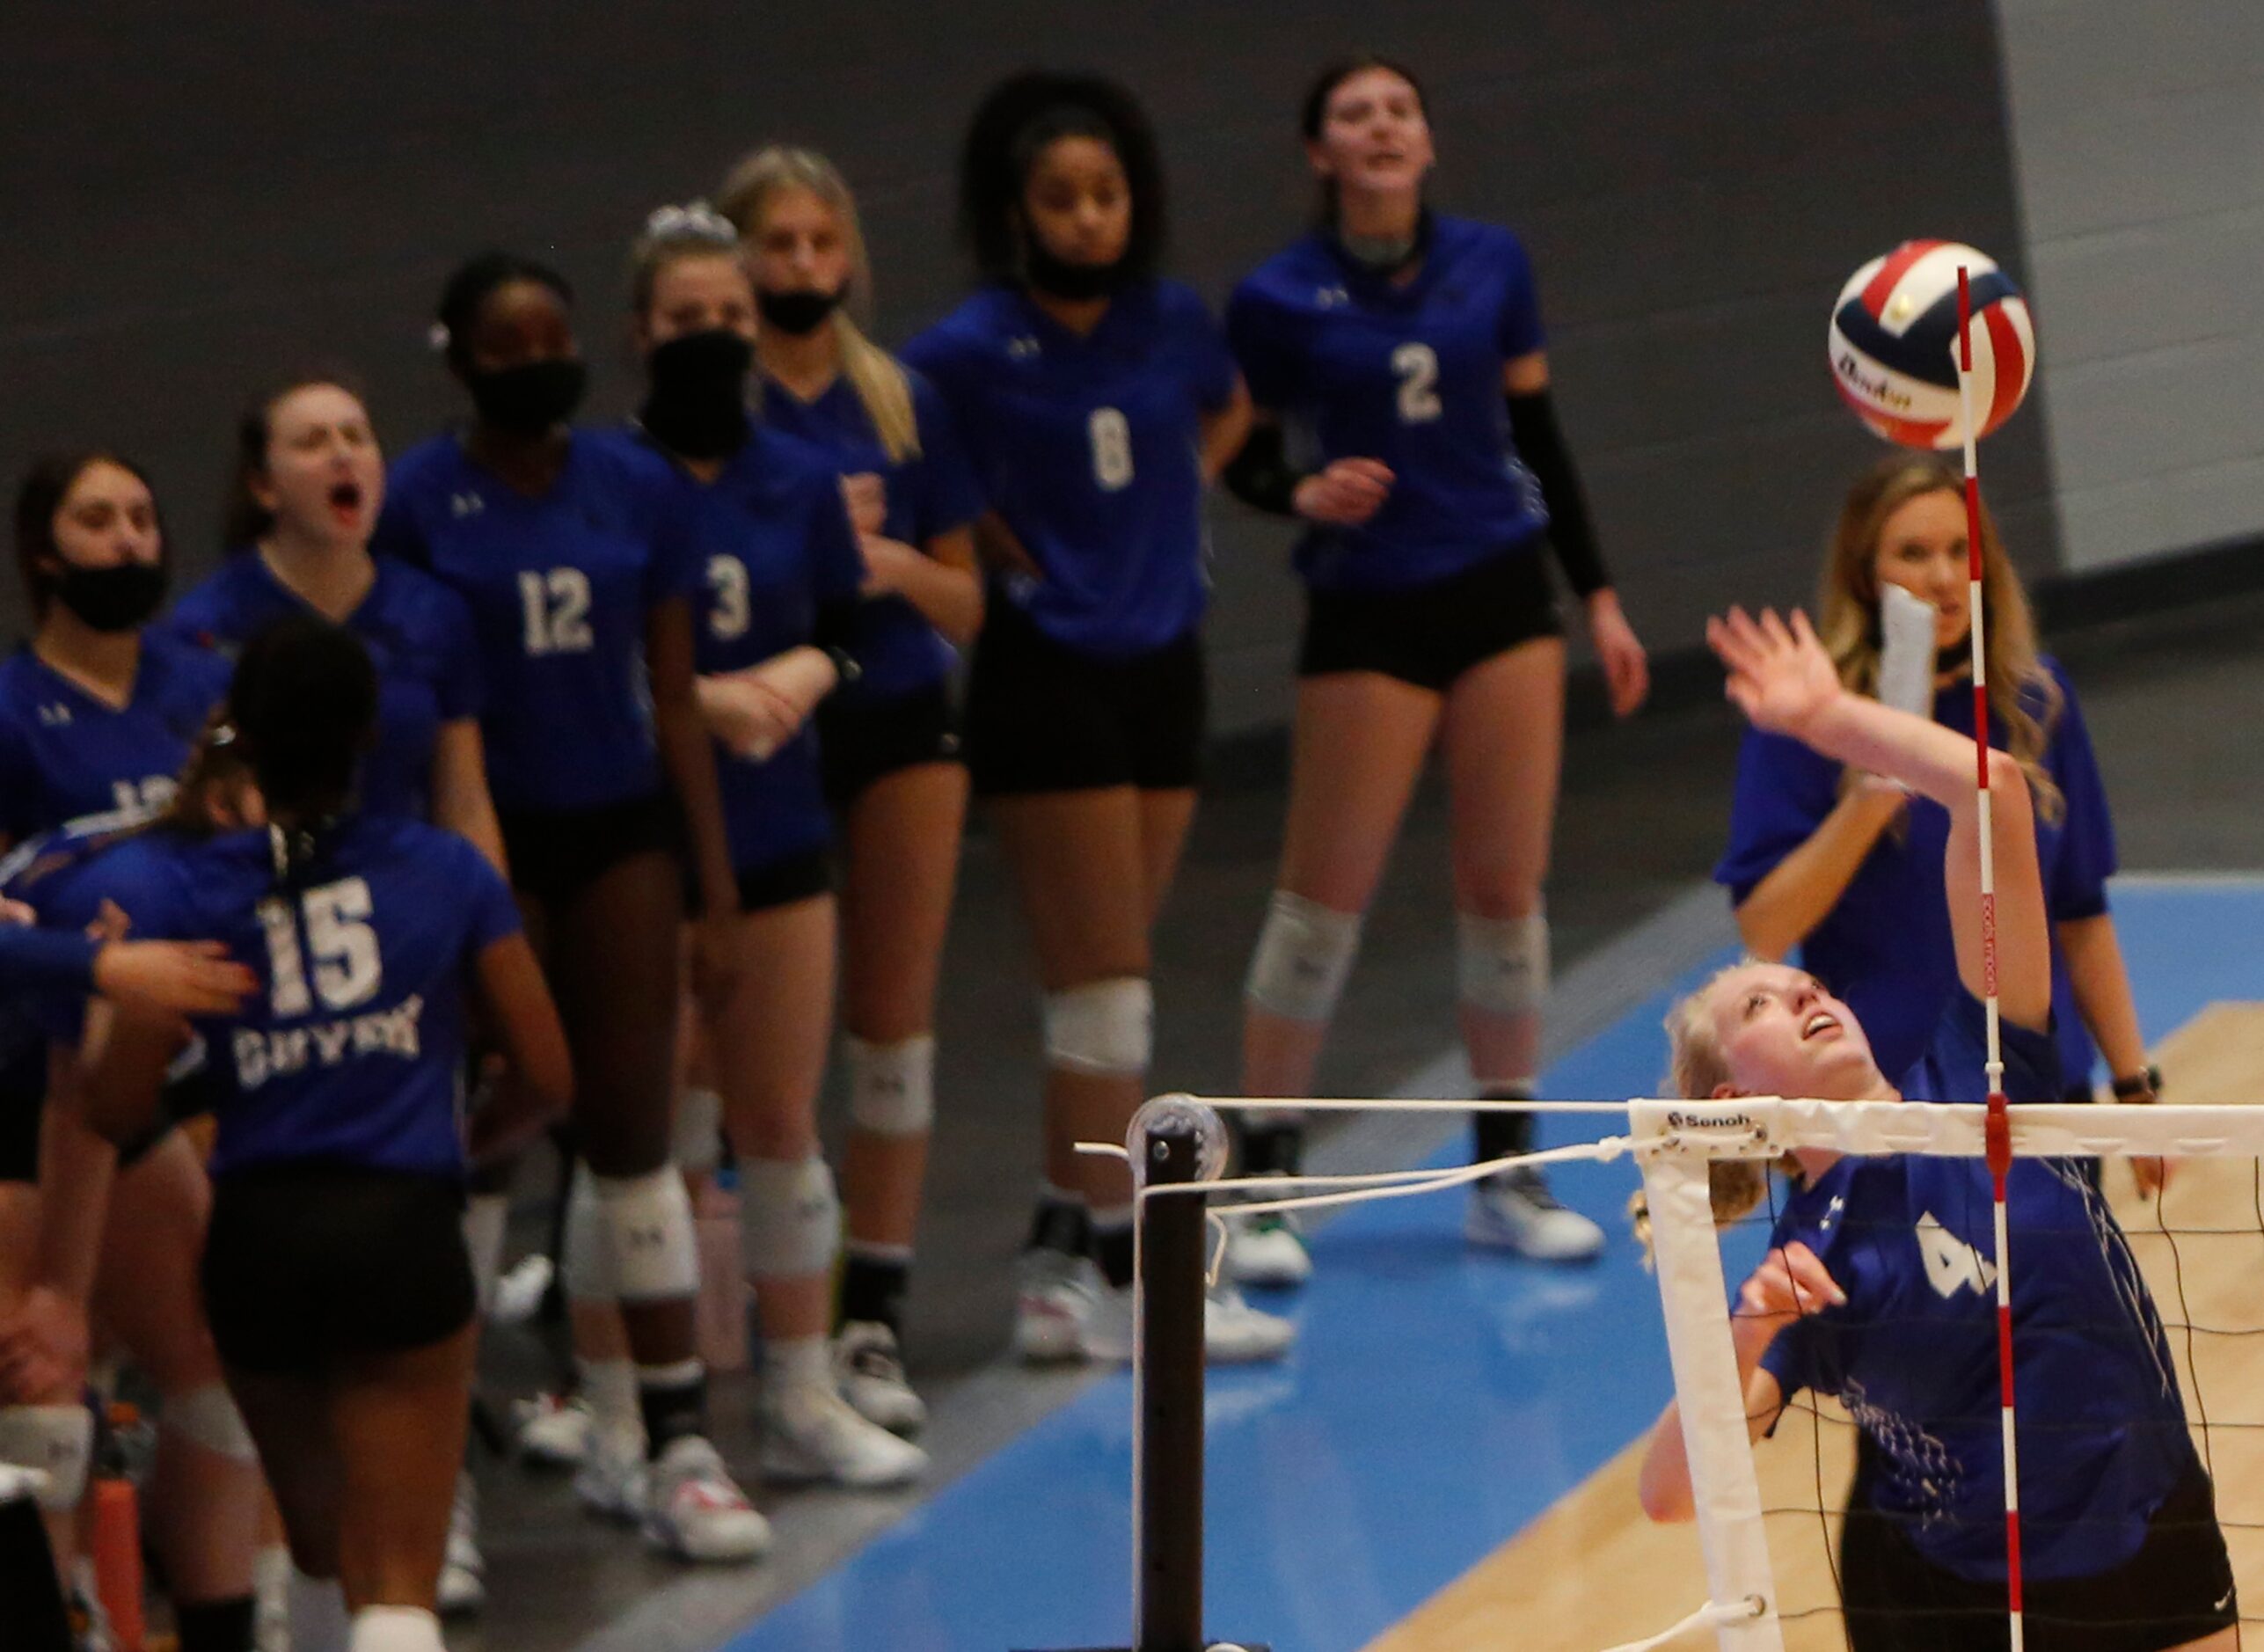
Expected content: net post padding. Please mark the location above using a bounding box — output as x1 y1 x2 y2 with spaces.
1632 1100 1786 1652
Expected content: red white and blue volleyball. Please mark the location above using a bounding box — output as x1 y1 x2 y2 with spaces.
1828 239 2036 450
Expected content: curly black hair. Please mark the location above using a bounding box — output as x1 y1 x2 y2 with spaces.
957 70 1167 285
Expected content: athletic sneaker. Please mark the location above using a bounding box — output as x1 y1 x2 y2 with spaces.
1013 1246 1100 1362
1082 1280 1295 1365
512 1391 593 1467
1223 1210 1313 1289
758 1379 929 1488
835 1320 926 1436
573 1422 649 1523
642 1436 770 1562
436 1471 485 1615
490 1254 554 1325
1465 1166 1606 1261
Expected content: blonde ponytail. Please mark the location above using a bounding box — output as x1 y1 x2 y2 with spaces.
719 145 922 463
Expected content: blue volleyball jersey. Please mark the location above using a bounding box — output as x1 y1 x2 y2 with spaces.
91 815 522 1180
0 635 230 839
163 555 483 823
373 432 699 814
0 813 148 1085
758 367 982 701
653 425 865 874
1228 215 1552 593
1714 659 2116 1086
1758 999 2189 1583
902 280 1236 658
3 815 191 1049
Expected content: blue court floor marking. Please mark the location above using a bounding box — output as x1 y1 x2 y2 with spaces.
717 880 2260 1652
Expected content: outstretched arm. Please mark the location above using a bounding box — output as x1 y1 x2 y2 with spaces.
1707 607 2050 1030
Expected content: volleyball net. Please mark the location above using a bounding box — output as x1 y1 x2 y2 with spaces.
1060 1090 2264 1652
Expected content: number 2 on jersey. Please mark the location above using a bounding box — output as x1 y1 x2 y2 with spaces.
260 878 382 1016
1392 342 1442 424
1089 407 1135 491
519 567 595 655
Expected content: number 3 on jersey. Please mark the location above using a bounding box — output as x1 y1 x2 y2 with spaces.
1392 342 1442 424
520 567 594 655
705 554 750 640
260 878 381 1016
1089 407 1135 492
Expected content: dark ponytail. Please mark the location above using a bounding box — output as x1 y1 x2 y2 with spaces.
225 614 378 877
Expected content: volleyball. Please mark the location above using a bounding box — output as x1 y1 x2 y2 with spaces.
1827 239 2036 450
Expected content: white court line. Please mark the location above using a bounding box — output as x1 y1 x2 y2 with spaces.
2110 870 2264 890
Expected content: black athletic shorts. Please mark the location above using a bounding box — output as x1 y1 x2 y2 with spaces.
733 847 833 914
500 791 681 905
0 1037 41 1184
0 1036 209 1185
965 600 1205 797
1300 543 1563 693
1838 1451 2236 1652
819 683 963 808
202 1162 475 1375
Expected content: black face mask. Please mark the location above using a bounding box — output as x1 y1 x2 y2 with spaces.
640 329 754 460
465 358 588 436
1023 241 1127 302
756 287 846 338
53 560 168 632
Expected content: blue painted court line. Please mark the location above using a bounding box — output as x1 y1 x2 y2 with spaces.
719 879 2264 1652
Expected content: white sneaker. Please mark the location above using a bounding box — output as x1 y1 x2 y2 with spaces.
834 1320 926 1436
759 1378 929 1489
437 1471 485 1615
1224 1210 1312 1289
573 1422 649 1523
1465 1166 1606 1261
1082 1281 1295 1365
1013 1247 1099 1363
512 1391 593 1467
491 1254 554 1325
642 1436 770 1562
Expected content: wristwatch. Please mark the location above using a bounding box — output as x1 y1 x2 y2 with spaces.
2110 1064 2164 1102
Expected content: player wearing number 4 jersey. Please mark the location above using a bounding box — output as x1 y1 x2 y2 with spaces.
903 71 1288 1366
1639 607 2234 1652
1219 58 1651 1283
377 254 763 1562
77 618 571 1652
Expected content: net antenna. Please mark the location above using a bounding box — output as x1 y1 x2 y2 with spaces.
1957 262 2027 1649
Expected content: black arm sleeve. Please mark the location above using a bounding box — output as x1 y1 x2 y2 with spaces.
1506 388 1611 598
1219 421 1309 518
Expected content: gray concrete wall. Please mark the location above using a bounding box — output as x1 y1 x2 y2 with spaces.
1998 0 2264 574
2 2 2044 733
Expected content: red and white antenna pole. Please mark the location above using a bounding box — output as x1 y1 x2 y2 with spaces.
1959 264 2026 1650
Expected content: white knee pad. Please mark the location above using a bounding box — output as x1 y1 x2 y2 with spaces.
164 1383 258 1464
594 1168 700 1303
847 1035 936 1137
1457 911 1551 1018
1041 977 1153 1077
672 1086 725 1177
0 1405 92 1510
563 1163 615 1302
1245 890 1363 1023
739 1156 841 1279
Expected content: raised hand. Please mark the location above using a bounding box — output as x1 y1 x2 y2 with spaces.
1707 606 1843 739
